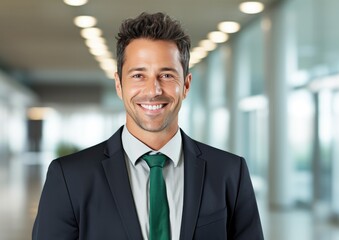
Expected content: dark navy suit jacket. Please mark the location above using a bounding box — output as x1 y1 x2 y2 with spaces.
33 127 264 239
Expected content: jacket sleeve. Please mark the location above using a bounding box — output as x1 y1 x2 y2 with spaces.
228 157 264 240
32 159 79 240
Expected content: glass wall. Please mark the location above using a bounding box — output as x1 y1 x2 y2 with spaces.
288 90 314 204
332 92 339 216
190 0 339 214
235 20 267 180
205 46 229 150
285 0 339 210
186 61 209 142
40 106 126 155
0 71 36 158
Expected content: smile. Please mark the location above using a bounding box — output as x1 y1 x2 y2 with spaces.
140 104 165 110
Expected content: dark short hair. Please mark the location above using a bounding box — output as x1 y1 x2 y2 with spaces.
116 12 191 80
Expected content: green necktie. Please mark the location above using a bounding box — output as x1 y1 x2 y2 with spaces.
142 153 170 240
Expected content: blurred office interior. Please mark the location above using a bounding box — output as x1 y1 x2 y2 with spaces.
1 0 339 239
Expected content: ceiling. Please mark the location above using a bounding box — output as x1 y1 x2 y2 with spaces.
0 0 280 87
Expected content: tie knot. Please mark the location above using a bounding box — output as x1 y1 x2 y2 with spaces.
142 153 167 168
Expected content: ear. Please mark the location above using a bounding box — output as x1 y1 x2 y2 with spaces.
183 73 192 99
114 72 123 99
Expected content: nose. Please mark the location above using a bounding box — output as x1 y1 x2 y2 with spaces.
145 77 162 97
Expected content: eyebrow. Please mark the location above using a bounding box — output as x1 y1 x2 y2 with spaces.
127 67 147 74
160 67 179 74
127 67 180 75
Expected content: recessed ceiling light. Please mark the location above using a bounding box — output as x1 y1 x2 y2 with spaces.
192 47 208 59
91 50 112 58
85 38 106 49
63 0 88 6
80 27 102 39
95 55 112 62
199 39 217 51
207 31 229 43
189 62 197 69
218 21 241 33
190 49 204 65
106 71 116 79
89 47 110 56
189 57 201 65
74 16 97 28
98 57 116 65
239 1 265 14
99 59 117 71
88 43 108 52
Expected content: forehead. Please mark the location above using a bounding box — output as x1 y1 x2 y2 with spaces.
124 38 180 64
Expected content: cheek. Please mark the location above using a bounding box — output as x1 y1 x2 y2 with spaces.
171 81 184 95
175 85 181 94
174 84 187 99
122 83 141 98
167 85 182 101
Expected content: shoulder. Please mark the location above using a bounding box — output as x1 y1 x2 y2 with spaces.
181 129 244 166
194 139 241 160
43 140 111 194
193 139 245 168
52 140 108 173
182 134 252 193
48 127 124 177
181 131 247 180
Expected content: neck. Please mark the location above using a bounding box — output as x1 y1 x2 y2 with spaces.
126 124 178 150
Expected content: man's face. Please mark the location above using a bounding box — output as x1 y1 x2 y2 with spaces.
115 38 191 135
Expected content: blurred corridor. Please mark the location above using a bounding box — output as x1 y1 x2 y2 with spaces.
1 0 339 239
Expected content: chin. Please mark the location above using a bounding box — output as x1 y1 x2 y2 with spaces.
139 122 167 133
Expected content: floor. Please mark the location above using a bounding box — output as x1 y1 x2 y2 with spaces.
1 152 339 240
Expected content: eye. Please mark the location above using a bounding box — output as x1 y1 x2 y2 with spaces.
161 73 174 79
132 74 143 79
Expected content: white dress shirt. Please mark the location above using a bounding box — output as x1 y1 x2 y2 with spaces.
121 126 184 240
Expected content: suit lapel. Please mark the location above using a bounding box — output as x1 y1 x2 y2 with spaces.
179 130 206 240
102 127 143 240
101 127 205 240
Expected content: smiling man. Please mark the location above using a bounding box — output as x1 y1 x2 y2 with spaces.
115 38 191 150
33 12 264 240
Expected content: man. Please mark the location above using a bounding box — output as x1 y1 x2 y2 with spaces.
33 12 264 240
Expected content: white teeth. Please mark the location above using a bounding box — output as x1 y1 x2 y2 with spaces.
141 104 164 110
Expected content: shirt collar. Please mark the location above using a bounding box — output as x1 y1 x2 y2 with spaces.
121 125 182 167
